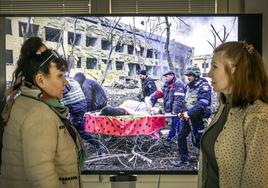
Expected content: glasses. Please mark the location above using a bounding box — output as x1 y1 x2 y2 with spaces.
39 50 60 68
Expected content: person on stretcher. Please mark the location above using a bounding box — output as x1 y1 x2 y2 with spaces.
99 97 162 116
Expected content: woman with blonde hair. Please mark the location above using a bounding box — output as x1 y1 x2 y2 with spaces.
198 41 268 188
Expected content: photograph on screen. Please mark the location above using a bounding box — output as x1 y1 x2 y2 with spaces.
5 16 238 174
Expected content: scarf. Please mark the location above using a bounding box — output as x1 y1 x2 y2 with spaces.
24 93 87 169
2 83 86 169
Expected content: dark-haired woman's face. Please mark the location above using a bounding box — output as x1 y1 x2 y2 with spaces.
36 62 67 99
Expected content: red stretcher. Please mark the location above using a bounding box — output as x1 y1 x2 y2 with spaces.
84 114 166 136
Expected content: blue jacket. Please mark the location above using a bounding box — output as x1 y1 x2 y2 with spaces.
82 79 108 112
139 76 157 101
151 77 186 113
60 78 87 114
185 77 211 118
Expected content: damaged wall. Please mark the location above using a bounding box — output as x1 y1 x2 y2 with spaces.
5 16 193 85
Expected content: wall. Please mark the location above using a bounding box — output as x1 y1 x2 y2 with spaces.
81 174 198 188
245 0 268 71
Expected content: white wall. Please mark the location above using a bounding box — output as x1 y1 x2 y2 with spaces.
82 175 198 188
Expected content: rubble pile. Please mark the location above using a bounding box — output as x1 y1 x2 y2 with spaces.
82 86 219 172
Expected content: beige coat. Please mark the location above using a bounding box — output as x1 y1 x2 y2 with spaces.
0 86 81 188
198 100 268 188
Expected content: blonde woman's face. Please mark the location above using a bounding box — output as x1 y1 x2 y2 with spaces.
208 52 231 95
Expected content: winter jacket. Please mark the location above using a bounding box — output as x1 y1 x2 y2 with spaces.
82 79 107 112
139 76 157 101
60 78 87 114
151 77 185 113
0 86 81 188
198 100 268 188
185 77 211 118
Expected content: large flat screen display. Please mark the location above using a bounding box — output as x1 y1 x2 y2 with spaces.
3 14 262 174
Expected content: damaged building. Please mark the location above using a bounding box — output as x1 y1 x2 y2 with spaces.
5 16 193 85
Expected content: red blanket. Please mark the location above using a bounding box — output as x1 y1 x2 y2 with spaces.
84 114 166 136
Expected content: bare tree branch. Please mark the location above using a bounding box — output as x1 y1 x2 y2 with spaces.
100 17 122 85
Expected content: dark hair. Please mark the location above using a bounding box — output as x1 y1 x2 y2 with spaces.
23 49 68 84
11 37 44 90
139 70 147 76
74 72 86 86
214 41 268 108
100 106 127 116
12 46 67 90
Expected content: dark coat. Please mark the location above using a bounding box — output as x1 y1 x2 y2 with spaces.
139 76 157 101
186 77 211 118
82 79 107 112
151 77 186 113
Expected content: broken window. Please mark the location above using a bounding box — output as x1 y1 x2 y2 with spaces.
115 42 124 52
116 61 124 70
102 59 112 70
128 63 138 77
68 32 81 46
86 58 97 69
101 40 111 50
154 51 160 59
6 50 13 65
140 47 144 56
77 57 82 68
19 21 39 37
45 27 61 42
86 36 97 47
5 19 12 35
202 73 208 77
145 65 153 75
146 49 153 58
153 66 161 76
136 64 141 74
202 62 209 68
128 45 134 54
128 63 141 76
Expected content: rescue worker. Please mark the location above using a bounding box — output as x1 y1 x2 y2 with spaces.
173 65 212 166
60 78 87 133
74 72 107 112
138 70 157 102
150 70 186 145
60 77 101 155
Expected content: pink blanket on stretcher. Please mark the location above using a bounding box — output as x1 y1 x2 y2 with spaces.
84 114 166 136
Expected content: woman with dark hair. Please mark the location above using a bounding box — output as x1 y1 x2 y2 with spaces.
198 41 268 188
0 37 83 188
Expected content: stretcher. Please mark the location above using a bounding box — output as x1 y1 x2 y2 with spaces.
84 113 167 136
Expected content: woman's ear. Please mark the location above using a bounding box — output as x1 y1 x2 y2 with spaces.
35 73 46 89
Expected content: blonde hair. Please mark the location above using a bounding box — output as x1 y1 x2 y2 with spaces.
214 41 268 108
